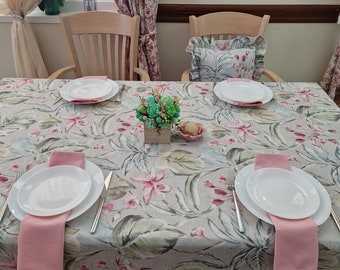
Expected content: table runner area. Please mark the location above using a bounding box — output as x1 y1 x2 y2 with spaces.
0 78 339 269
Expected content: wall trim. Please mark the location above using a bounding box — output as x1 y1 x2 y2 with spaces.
157 4 340 23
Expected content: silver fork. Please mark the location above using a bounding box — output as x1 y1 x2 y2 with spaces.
227 183 244 232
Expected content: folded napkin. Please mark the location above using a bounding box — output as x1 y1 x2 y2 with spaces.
227 78 251 82
71 98 100 104
255 153 318 270
226 78 263 106
17 152 85 270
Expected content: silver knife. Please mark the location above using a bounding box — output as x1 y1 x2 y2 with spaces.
331 208 340 231
90 171 113 234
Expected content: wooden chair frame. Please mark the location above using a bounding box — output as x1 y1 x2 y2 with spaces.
49 11 150 81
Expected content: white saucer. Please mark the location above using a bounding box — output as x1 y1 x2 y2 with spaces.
214 80 273 106
17 166 92 217
8 161 104 221
246 168 320 219
235 164 331 225
60 78 119 104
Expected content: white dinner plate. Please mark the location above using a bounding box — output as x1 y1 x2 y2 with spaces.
214 80 273 106
60 78 119 104
246 168 320 219
17 166 92 217
8 161 104 221
235 164 331 225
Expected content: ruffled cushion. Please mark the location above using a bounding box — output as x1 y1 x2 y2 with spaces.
186 35 267 81
191 47 255 82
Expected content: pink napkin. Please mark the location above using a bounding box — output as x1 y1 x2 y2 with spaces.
17 152 85 270
71 98 100 104
255 153 318 270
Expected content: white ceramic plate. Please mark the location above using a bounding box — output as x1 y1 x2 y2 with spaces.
235 164 331 225
214 80 273 106
8 161 104 221
60 78 119 104
246 168 320 219
17 166 92 217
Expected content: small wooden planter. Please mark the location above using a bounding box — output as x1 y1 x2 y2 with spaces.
144 125 171 144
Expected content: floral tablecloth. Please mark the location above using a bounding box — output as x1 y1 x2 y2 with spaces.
0 78 340 270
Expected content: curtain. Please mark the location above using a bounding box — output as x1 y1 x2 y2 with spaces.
0 0 48 78
114 0 161 81
320 40 340 106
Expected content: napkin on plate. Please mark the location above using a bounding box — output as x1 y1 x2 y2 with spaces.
226 78 263 106
17 152 85 270
255 153 318 270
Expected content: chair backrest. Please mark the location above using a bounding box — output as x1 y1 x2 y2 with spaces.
189 12 270 39
60 11 140 80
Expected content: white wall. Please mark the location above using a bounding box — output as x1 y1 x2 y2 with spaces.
0 3 339 82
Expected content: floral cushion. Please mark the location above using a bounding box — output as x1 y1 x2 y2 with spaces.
191 47 255 82
186 35 267 81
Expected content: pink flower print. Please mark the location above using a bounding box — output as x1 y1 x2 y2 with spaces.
225 136 237 144
123 195 139 209
10 164 19 172
210 140 220 146
63 113 88 132
97 259 106 268
297 87 317 102
80 265 90 270
102 203 114 212
131 169 170 205
205 180 215 188
219 175 227 184
190 227 206 238
48 127 60 134
17 78 34 87
0 176 8 183
29 130 41 137
212 198 225 206
226 120 258 142
94 144 105 149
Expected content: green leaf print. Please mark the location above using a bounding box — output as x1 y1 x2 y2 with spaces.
111 215 184 259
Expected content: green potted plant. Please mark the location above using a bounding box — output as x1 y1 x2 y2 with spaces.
39 0 65 15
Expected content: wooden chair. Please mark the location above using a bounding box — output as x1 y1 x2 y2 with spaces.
181 12 283 82
49 11 150 81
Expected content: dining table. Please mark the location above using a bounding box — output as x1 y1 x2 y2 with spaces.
0 77 339 270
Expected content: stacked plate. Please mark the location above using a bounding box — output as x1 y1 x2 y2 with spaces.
214 79 273 106
234 164 332 225
60 77 119 104
8 161 104 221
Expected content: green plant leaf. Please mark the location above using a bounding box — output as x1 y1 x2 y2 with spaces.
111 215 184 259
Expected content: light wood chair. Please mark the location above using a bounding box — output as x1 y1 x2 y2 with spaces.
49 11 150 81
181 12 283 82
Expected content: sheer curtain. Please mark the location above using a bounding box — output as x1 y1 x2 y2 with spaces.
320 40 340 106
114 0 161 81
0 0 48 78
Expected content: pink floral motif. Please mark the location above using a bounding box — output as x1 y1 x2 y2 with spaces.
226 120 258 142
123 195 139 209
97 259 106 268
131 169 170 205
295 87 317 102
190 227 206 238
102 203 114 212
63 113 88 132
285 122 338 146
